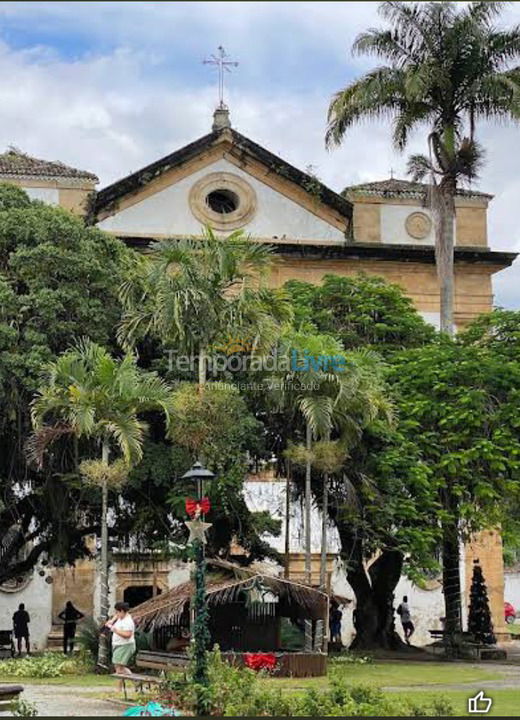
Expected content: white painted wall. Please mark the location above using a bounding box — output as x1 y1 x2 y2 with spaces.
97 158 346 244
504 571 520 608
0 574 53 651
22 186 59 205
244 479 453 647
420 311 441 330
244 479 340 554
381 204 443 246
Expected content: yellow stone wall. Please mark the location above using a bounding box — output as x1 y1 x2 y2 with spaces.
269 255 496 327
348 194 489 248
0 176 95 215
465 530 507 637
51 559 96 621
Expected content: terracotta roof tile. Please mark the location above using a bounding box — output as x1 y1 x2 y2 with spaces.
0 148 98 182
344 177 492 200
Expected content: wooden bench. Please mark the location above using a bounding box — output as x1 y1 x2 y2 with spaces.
111 673 160 701
135 650 189 672
428 629 507 660
0 685 24 713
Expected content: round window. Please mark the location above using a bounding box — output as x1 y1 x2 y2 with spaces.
189 172 257 230
206 189 239 214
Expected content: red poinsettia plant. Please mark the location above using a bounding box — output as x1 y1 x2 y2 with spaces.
244 652 277 672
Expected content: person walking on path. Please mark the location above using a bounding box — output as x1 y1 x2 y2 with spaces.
104 601 136 690
397 595 415 645
12 603 30 656
58 600 85 654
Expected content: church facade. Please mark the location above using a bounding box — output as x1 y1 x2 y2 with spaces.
0 108 515 648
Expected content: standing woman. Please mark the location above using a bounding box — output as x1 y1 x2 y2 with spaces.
58 600 84 654
104 601 136 685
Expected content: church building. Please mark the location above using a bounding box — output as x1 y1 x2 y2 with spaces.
0 105 515 649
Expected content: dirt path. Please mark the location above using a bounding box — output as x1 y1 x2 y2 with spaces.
15 685 121 717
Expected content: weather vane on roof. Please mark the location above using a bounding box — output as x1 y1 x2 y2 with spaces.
203 46 239 109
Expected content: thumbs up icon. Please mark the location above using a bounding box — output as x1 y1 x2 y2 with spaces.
468 691 493 714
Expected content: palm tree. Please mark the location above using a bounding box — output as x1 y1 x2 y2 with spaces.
271 332 392 586
31 340 173 666
327 1 520 336
119 227 292 387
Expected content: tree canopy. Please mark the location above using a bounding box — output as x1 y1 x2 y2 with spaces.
0 185 130 583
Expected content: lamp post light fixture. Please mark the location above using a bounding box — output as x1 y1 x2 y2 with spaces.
181 460 215 711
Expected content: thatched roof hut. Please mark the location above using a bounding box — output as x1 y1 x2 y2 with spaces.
131 560 347 677
132 561 328 633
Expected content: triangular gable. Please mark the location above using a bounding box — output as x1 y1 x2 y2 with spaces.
95 128 352 245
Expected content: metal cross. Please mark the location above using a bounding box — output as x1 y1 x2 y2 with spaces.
203 45 239 108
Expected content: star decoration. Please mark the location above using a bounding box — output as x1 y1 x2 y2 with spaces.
185 519 212 544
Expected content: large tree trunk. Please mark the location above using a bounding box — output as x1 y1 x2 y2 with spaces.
304 422 312 585
337 525 408 651
97 438 110 668
441 486 462 634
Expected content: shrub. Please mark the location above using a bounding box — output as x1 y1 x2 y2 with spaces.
11 698 38 717
0 651 91 678
157 648 455 717
76 617 107 663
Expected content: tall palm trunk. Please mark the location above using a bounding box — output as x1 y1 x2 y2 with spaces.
198 347 207 391
97 437 110 667
319 472 329 590
304 422 312 585
433 179 456 336
284 462 291 579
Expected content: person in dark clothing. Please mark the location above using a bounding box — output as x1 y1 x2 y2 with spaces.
329 602 343 644
58 601 84 654
12 603 30 655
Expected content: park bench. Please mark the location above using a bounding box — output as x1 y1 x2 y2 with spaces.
0 631 14 659
135 650 189 672
428 629 507 660
111 672 160 701
0 685 23 713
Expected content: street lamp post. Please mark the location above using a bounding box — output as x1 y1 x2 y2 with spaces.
182 461 215 713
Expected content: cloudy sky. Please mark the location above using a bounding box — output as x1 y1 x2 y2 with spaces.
0 1 518 306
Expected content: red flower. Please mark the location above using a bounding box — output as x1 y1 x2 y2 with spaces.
244 653 277 671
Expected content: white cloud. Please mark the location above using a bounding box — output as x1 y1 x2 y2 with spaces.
0 1 518 307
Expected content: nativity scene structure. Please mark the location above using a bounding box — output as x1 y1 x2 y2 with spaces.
0 99 515 650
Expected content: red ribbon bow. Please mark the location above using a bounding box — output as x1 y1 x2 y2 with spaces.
185 497 211 518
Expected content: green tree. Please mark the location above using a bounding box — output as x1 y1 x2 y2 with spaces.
390 340 520 634
327 1 520 335
0 185 130 584
167 382 280 558
119 227 292 386
31 340 173 666
285 274 435 353
461 310 520 566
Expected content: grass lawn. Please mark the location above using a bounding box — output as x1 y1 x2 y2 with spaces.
2 660 516 716
392 689 520 717
0 672 114 686
507 622 520 635
264 660 502 690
